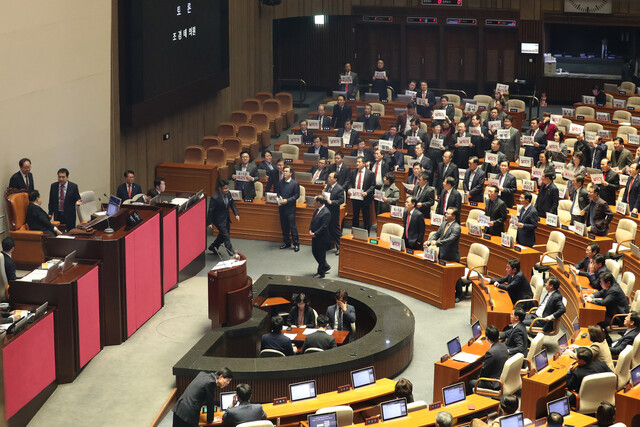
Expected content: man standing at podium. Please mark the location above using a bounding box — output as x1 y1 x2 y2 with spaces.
207 180 240 255
309 195 331 278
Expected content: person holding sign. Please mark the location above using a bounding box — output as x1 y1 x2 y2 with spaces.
611 137 633 171
308 195 332 278
565 153 587 198
371 59 389 101
406 118 427 157
375 172 399 215
369 149 389 189
411 143 432 182
451 122 473 169
348 157 375 232
277 165 300 252
524 117 547 160
307 136 329 159
463 157 486 203
324 172 345 254
313 105 332 129
336 119 359 147
499 116 521 162
570 175 590 225
438 95 456 121
583 183 614 237
356 104 381 131
483 107 503 141
381 124 404 150
331 95 352 129
425 207 461 263
515 192 538 248
535 151 555 186
598 159 620 205
207 180 240 255
416 81 437 118
436 177 462 217
426 122 447 169
339 62 359 99
484 186 508 236
350 139 374 165
413 173 435 219
435 151 459 193
386 144 404 171
592 84 606 106
549 130 569 163
466 113 490 157
589 135 608 170
496 160 517 208
481 140 507 176
294 120 314 144
232 150 259 199
539 112 558 142
402 197 425 251
622 162 640 213
308 158 329 182
535 171 559 218
395 103 421 136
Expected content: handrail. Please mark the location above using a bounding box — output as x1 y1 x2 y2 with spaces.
275 78 307 106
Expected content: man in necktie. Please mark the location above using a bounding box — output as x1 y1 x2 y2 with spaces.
308 158 328 182
116 169 142 201
48 168 82 230
523 277 565 332
308 195 332 278
570 175 588 224
207 180 240 254
370 149 386 189
9 157 34 192
356 104 381 131
403 197 425 250
349 157 374 232
326 289 356 342
295 120 314 144
516 192 538 248
324 172 345 255
484 186 507 236
581 183 614 236
624 162 640 214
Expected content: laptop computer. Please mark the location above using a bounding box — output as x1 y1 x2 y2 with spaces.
351 366 375 389
352 227 369 241
107 195 122 215
62 250 77 273
305 196 316 205
308 412 338 427
555 256 565 274
379 398 408 422
471 320 482 340
289 380 317 402
557 333 568 353
499 412 524 427
220 392 235 411
397 94 414 103
442 382 466 406
447 336 481 363
296 172 312 182
33 301 48 321
631 363 640 387
631 242 640 259
547 396 570 416
303 153 320 163
343 156 357 166
364 93 380 101
534 349 549 372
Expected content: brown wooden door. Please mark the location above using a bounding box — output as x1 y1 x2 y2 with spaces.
354 23 401 92
443 27 478 94
484 28 517 91
406 26 439 84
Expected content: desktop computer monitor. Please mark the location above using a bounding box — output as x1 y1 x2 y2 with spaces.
289 380 317 402
308 412 338 427
379 398 407 422
547 396 570 417
442 382 466 406
471 321 482 340
534 349 549 372
220 392 235 411
447 337 462 357
631 363 640 387
62 250 77 273
351 366 375 389
557 333 568 353
107 195 122 216
499 412 524 427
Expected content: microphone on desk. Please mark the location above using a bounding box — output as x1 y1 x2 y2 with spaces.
102 194 115 234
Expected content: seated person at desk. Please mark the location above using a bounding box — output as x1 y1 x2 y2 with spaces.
172 368 233 427
294 120 314 144
425 207 461 262
26 190 61 236
547 412 564 427
499 307 528 357
301 314 336 352
436 412 454 427
381 125 404 150
571 244 603 282
585 253 609 291
261 316 295 356
2 237 19 281
567 325 614 370
492 259 533 306
232 151 259 199
331 95 352 129
222 383 267 427
595 402 616 427
484 186 508 236
146 177 165 200
523 277 566 332
587 272 629 336
469 325 508 392
286 293 316 328
394 378 414 403
308 136 329 158
313 104 332 129
116 169 142 201
336 119 359 147
610 311 640 356
326 289 356 342
403 197 425 250
356 104 381 131
308 158 329 182
470 395 520 427
515 192 538 248
582 183 614 237
566 347 611 407
350 139 374 165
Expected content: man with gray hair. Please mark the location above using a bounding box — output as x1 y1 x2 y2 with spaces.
436 411 453 427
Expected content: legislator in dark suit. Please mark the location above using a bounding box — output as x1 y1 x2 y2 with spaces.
326 303 356 342
356 113 381 131
566 361 611 395
339 70 359 99
301 330 337 352
308 165 329 182
435 161 459 193
286 305 316 329
516 204 538 247
294 128 314 144
484 196 507 236
395 112 422 135
173 371 221 426
307 144 329 159
381 132 404 150
325 181 345 250
524 128 547 160
310 204 331 276
411 153 434 184
331 102 352 129
277 177 300 247
599 168 620 206
426 132 447 167
369 158 389 189
348 165 375 231
451 131 475 169
495 270 533 305
481 150 507 176
585 196 614 236
524 289 566 332
406 127 428 157
570 185 590 224
416 89 437 118
499 322 528 356
233 163 259 199
591 282 629 326
622 170 640 211
436 188 462 216
313 114 332 129
9 171 34 192
496 172 517 208
427 220 461 262
535 181 559 218
328 162 350 188
222 402 267 427
116 182 142 201
2 252 17 281
413 183 435 219
265 168 283 194
477 341 509 390
403 207 425 250
589 144 608 170
499 126 521 162
463 167 486 203
260 332 294 356
336 128 359 147
350 147 374 165
26 202 57 236
610 325 640 356
207 188 239 253
48 180 81 230
611 146 634 170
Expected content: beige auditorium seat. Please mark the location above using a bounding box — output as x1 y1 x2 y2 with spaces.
465 208 484 228
564 137 576 151
454 108 463 122
304 347 323 353
407 401 428 412
533 230 565 276
619 81 637 93
262 99 285 136
571 372 616 414
605 93 614 107
557 200 572 224
217 122 236 139
275 92 295 127
514 274 544 310
259 349 285 358
613 110 632 123
614 345 634 390
632 333 640 367
76 191 99 223
474 95 492 109
522 332 544 374
584 122 603 133
575 106 595 119
443 94 461 105
380 223 404 242
510 170 531 186
475 353 524 397
617 125 637 142
619 272 636 299
507 99 525 112
605 259 621 282
370 103 385 116
315 406 353 427
230 110 250 127
278 144 299 160
184 145 205 164
626 96 640 109
242 98 261 114
250 112 273 148
254 182 264 199
202 136 222 151
608 218 637 259
559 118 572 134
297 186 306 204
255 91 272 103
458 243 490 296
237 421 274 427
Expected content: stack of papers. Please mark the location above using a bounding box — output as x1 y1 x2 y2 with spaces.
171 197 190 206
19 270 48 282
211 259 246 271
452 352 481 363
283 333 298 340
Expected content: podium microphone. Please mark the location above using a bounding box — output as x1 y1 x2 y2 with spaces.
102 194 115 234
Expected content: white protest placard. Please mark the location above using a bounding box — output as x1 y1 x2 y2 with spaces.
590 172 604 184
547 141 561 153
431 213 444 227
389 235 403 251
352 122 364 132
616 201 629 215
423 248 438 262
546 213 559 227
516 204 523 216
596 112 610 122
574 221 586 236
429 138 444 149
497 129 510 139
402 182 415 193
495 83 509 94
433 110 446 120
510 214 518 228
415 97 426 106
469 223 482 236
569 123 585 135
458 169 467 180
378 140 394 152
326 137 341 147
582 95 596 105
553 161 565 173
478 214 491 227
501 232 513 248
562 108 575 117
488 120 502 131
521 135 534 146
629 134 640 145
519 156 533 168
405 90 417 98
406 136 420 146
374 71 386 79
229 190 242 201
620 174 630 187
486 152 499 166
551 114 563 124
488 177 499 186
287 134 302 145
613 99 626 109
457 137 471 147
390 205 405 219
374 190 384 202
266 192 279 203
340 75 353 84
632 116 640 126
558 186 567 198
322 191 331 201
531 167 543 179
307 119 320 129
522 180 536 192
597 129 611 139
407 159 417 169
585 131 597 143
235 170 250 182
349 189 364 200
469 126 481 136
465 104 479 113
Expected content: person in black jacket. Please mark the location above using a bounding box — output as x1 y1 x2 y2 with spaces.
348 157 375 232
309 196 332 278
463 157 486 203
222 383 267 427
496 160 517 208
285 294 316 329
301 314 336 352
499 307 529 357
587 272 630 339
8 158 34 192
27 190 61 236
598 159 620 206
1 238 18 281
116 170 142 201
403 197 425 250
207 180 240 254
572 243 600 276
264 159 284 194
324 172 345 254
516 192 538 248
261 316 295 356
534 172 559 218
173 368 233 427
484 186 507 236
469 325 509 392
565 347 611 407
492 259 533 305
328 152 350 188
48 168 82 230
356 104 381 131
610 311 640 356
294 120 314 144
523 277 566 332
331 95 352 129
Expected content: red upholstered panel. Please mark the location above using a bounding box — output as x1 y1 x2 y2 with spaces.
178 198 206 270
3 313 55 419
125 214 162 337
77 265 101 367
163 209 178 293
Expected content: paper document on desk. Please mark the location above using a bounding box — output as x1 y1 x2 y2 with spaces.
171 197 190 206
283 333 298 340
211 259 246 271
56 235 75 239
302 328 318 335
19 269 48 282
452 352 482 363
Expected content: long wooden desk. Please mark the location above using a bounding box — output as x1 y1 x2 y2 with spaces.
433 335 491 398
521 354 575 420
156 162 218 197
338 235 465 309
228 200 346 246
623 252 640 294
615 384 640 426
376 213 541 280
470 280 514 332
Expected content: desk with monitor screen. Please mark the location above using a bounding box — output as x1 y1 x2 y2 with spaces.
470 278 514 332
